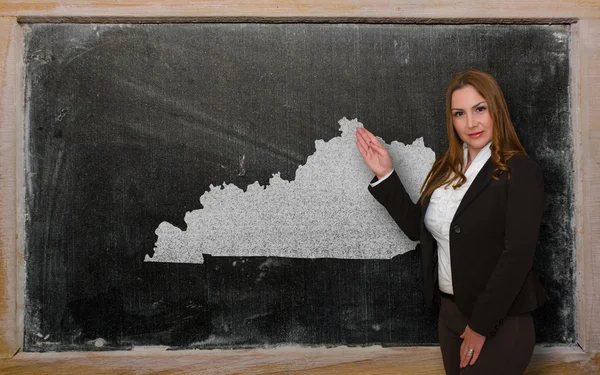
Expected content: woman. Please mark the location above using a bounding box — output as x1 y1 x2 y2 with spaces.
356 70 547 375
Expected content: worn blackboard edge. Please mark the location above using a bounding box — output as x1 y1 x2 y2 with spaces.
167 342 441 351
16 16 577 25
25 344 134 353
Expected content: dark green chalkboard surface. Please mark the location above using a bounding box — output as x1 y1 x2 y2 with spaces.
23 23 572 351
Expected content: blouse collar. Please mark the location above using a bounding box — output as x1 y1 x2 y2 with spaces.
463 141 492 167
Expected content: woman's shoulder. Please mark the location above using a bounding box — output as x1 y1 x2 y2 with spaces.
506 153 543 181
507 153 539 168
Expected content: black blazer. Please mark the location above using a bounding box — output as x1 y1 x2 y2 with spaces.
368 154 548 337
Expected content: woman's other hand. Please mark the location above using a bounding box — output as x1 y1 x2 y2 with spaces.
355 127 393 179
459 325 486 368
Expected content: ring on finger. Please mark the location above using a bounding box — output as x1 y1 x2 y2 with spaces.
467 348 474 356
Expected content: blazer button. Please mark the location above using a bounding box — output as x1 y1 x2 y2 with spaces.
453 225 461 234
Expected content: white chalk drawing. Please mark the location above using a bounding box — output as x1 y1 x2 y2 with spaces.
146 118 435 264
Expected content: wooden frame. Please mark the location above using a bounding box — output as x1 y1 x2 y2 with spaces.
1 1 599 373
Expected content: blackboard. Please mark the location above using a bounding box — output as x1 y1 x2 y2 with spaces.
23 23 573 351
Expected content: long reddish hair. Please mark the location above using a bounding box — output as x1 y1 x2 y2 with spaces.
421 70 526 202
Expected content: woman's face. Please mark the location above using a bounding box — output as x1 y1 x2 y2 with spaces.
451 84 494 161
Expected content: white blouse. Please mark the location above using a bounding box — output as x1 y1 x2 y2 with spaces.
424 142 492 294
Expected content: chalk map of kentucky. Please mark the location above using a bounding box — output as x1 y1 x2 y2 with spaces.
147 118 435 264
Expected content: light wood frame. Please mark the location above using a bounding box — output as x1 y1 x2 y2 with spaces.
1 2 599 374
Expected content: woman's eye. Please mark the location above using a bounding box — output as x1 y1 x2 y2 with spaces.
475 106 487 113
453 111 464 117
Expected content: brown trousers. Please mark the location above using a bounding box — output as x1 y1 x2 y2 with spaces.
438 294 535 375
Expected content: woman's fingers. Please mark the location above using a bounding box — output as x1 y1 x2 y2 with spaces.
470 347 481 366
358 128 384 150
359 130 390 161
355 131 370 153
356 127 393 178
359 127 379 142
459 325 486 369
369 140 388 156
355 140 370 160
356 128 372 149
356 128 388 159
459 340 469 368
356 128 378 161
355 133 373 162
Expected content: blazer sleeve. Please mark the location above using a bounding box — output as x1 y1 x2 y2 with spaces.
367 170 422 241
468 155 546 336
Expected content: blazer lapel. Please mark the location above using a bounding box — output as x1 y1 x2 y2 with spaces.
452 158 494 220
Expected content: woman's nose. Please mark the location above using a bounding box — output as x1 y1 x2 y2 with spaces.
466 115 477 129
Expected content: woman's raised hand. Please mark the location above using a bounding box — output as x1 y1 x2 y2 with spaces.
355 127 393 179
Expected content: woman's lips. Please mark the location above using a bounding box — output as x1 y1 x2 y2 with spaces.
468 131 484 138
